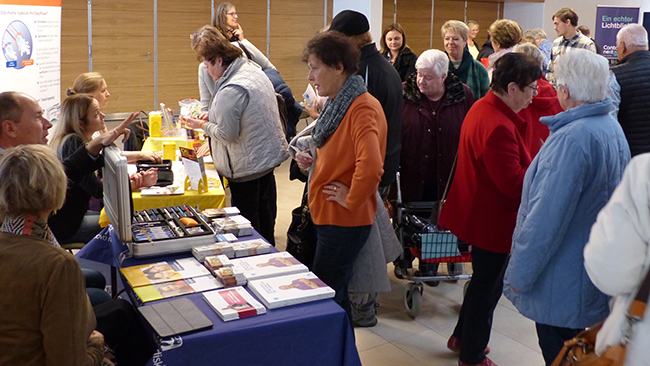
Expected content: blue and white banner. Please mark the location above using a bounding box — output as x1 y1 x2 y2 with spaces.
595 6 639 59
0 0 61 121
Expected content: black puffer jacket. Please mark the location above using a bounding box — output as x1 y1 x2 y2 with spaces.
612 50 650 156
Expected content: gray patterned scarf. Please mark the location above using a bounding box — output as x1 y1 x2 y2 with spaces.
312 75 367 148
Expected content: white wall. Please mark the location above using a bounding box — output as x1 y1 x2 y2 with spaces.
505 0 650 41
504 3 545 34
333 0 383 45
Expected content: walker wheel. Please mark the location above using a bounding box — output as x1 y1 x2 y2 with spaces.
404 282 423 318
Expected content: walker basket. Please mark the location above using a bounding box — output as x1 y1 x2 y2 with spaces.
418 231 460 259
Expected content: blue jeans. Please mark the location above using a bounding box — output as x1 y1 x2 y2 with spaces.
312 224 371 326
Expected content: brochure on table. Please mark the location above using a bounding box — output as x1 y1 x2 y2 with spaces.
103 145 215 257
248 272 335 309
121 258 211 288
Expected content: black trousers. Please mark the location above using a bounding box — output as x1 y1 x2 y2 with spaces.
453 246 509 364
94 299 157 366
229 171 278 246
535 322 583 365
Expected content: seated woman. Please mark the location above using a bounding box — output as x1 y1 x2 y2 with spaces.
68 72 111 109
0 145 105 365
0 145 157 366
380 23 417 82
48 94 158 243
185 26 289 245
68 72 153 151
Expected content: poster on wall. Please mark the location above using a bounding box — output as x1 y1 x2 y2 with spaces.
595 6 639 59
0 0 61 122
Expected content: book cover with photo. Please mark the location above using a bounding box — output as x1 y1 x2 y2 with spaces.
121 257 211 288
134 275 224 303
202 286 266 321
247 272 335 309
230 252 308 281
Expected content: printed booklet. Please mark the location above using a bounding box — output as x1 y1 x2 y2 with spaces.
121 257 211 288
202 286 266 321
134 275 223 303
247 272 335 309
230 252 308 281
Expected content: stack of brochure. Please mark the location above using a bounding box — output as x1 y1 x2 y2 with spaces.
203 255 233 274
232 239 272 257
203 286 266 321
247 272 335 309
214 267 247 287
192 242 235 261
202 207 240 218
212 215 253 236
230 252 308 281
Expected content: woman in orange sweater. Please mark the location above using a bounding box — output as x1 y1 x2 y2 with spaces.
296 31 387 324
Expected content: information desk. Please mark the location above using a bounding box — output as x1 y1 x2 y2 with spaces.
76 227 361 366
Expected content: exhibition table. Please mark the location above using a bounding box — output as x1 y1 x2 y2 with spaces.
76 227 362 366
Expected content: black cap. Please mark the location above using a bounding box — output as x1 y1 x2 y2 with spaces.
329 10 370 36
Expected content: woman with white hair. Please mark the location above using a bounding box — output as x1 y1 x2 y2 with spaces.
525 28 552 73
513 43 563 157
442 20 489 100
399 49 474 278
400 49 474 204
503 49 630 365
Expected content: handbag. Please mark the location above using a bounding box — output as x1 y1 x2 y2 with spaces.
550 267 650 366
286 190 316 269
136 159 173 187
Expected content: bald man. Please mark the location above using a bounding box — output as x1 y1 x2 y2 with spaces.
611 24 650 156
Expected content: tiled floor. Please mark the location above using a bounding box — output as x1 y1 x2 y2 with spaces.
270 156 546 366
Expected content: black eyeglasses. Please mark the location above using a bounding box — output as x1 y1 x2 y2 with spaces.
526 84 538 91
227 12 239 16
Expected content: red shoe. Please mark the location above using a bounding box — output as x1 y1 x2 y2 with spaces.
447 335 490 354
458 356 498 366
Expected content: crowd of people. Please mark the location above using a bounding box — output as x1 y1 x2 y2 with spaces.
2 2 650 366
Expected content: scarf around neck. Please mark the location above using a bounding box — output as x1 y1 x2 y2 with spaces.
1 214 60 247
312 75 367 148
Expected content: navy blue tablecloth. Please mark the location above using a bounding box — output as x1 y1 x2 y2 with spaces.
76 225 362 366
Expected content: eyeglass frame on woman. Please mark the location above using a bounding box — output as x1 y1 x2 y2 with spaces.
227 12 238 16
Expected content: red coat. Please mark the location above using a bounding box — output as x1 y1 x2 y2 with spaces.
517 76 563 157
439 91 531 253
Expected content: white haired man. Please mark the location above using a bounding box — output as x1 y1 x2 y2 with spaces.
611 23 650 157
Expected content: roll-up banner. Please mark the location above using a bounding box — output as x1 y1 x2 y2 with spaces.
1 0 62 122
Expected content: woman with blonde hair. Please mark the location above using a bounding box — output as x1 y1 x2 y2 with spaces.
486 19 522 79
441 20 489 100
48 94 158 243
466 20 481 59
67 72 111 109
0 144 105 365
379 23 417 81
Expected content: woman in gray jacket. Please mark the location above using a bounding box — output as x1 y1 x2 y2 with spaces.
187 26 289 245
